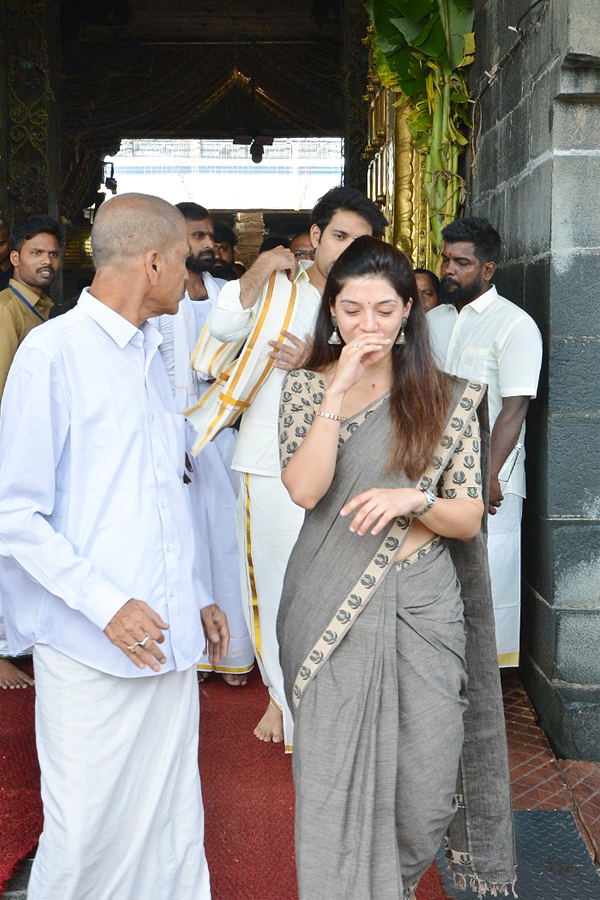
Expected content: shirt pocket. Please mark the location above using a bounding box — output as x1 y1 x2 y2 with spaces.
457 346 495 385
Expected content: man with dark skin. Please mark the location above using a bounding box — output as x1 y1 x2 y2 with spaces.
0 215 62 398
210 221 238 281
0 214 63 689
428 216 542 665
175 202 217 302
289 232 315 263
415 267 441 311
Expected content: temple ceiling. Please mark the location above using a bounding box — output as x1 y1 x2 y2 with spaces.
59 0 343 153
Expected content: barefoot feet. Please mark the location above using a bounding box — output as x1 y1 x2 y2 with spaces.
0 658 34 689
222 672 248 687
254 701 283 744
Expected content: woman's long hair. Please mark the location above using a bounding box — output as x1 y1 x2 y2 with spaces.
303 236 453 480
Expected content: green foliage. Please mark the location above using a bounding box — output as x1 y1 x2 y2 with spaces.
365 0 475 253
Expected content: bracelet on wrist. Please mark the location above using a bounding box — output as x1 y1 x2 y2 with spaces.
413 487 436 517
315 409 342 422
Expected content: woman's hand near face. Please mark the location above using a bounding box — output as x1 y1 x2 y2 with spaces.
329 333 392 395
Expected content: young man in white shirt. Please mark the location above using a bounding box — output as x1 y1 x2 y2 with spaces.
0 193 229 900
427 216 543 665
205 187 388 749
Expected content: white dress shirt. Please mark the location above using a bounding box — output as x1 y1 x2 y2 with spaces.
427 285 543 496
0 290 210 677
207 261 321 477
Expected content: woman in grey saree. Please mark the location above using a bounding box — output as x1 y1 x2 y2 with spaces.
276 238 516 900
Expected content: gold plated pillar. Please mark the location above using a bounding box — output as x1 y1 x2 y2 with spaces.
363 41 434 271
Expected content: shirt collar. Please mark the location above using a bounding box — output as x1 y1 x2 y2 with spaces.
8 278 53 313
294 259 314 284
465 284 498 314
77 288 145 349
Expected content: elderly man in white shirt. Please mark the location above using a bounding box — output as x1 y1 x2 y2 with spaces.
428 216 542 666
204 187 388 750
0 193 229 900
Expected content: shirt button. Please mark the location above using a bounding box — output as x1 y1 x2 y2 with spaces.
151 414 156 422
161 501 167 508
166 544 172 552
169 591 175 598
156 459 163 468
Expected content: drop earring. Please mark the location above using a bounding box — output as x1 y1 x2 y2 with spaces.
395 316 408 346
328 314 342 345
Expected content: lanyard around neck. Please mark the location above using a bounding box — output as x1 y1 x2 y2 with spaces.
9 284 46 323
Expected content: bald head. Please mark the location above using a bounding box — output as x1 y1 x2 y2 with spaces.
91 194 186 270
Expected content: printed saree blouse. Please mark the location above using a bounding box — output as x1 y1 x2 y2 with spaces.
279 368 482 503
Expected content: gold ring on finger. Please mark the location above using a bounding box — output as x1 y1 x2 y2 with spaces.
127 642 140 652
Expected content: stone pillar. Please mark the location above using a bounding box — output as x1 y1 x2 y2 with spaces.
2 0 60 223
467 0 600 758
341 0 369 190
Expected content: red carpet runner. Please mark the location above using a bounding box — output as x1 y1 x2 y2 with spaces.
0 664 449 898
0 660 42 890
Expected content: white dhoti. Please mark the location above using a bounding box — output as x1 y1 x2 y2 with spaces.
193 429 254 675
487 492 523 666
237 473 305 752
29 645 210 900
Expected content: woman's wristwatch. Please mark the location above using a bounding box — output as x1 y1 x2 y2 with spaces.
413 487 436 517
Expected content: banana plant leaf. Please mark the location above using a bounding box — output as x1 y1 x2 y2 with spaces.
366 0 475 256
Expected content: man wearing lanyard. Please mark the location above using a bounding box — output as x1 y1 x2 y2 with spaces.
0 214 62 398
0 214 62 689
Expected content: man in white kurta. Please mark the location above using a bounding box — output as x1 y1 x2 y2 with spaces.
0 194 228 900
155 288 254 681
205 187 388 748
428 216 542 665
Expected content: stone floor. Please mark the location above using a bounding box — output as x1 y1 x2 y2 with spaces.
503 669 600 864
3 670 600 898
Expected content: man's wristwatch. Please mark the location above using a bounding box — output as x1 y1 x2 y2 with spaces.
413 487 436 517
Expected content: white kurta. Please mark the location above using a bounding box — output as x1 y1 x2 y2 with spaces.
428 287 542 663
207 263 321 748
155 289 253 675
0 290 211 899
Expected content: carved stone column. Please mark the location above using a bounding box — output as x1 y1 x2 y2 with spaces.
2 0 60 223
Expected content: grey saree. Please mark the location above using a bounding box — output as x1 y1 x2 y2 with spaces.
277 375 516 900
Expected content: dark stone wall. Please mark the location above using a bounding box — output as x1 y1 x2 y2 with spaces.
467 0 600 759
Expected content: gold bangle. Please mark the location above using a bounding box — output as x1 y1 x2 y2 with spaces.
315 409 342 422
